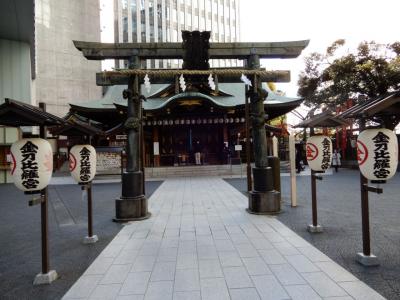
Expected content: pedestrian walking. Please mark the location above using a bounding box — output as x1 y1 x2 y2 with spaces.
332 149 341 172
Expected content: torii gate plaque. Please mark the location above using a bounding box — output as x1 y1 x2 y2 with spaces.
74 33 308 220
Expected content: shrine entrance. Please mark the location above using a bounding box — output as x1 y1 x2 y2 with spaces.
155 123 225 166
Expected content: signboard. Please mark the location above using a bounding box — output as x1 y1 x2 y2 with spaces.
235 145 242 151
357 128 398 181
10 138 53 192
306 135 332 172
95 147 122 175
69 145 97 184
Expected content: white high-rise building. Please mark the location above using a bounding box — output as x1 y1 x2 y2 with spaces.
34 0 102 116
114 0 241 68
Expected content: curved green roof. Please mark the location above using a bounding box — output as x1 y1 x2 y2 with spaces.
70 82 302 111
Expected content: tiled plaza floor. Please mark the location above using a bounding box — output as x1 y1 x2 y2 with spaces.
63 177 385 300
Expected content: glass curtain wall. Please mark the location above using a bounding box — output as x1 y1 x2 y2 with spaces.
117 0 240 68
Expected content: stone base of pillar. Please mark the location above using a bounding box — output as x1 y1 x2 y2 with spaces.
356 252 379 266
307 224 323 233
33 270 58 285
114 195 150 222
247 166 281 214
114 171 150 222
83 235 99 244
247 190 281 214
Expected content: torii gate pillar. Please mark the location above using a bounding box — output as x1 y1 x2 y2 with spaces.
114 56 150 222
247 55 281 214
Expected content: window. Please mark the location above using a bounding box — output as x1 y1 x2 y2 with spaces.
200 11 205 30
131 0 137 41
157 3 163 42
123 17 128 42
122 0 128 9
172 29 178 41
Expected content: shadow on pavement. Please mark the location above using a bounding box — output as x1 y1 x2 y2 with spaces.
225 169 400 300
0 181 163 300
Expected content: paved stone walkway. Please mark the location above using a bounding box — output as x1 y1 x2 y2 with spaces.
62 177 385 300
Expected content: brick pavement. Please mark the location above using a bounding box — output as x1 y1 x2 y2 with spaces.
62 177 385 300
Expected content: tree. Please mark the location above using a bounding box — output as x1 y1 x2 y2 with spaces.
298 40 400 109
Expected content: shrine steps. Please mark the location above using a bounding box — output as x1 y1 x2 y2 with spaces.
145 164 246 178
145 161 291 178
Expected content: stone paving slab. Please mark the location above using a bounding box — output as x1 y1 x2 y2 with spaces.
62 177 385 300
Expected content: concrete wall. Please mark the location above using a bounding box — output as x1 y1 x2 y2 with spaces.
0 127 20 184
0 39 31 183
0 39 32 104
34 0 102 116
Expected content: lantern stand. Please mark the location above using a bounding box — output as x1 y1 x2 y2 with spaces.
0 99 70 285
82 182 98 244
335 91 400 266
34 102 58 284
307 127 324 233
356 119 381 266
308 169 324 233
50 118 103 245
294 110 349 234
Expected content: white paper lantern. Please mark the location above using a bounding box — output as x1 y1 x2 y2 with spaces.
69 145 97 184
306 135 332 172
10 138 53 192
357 128 398 181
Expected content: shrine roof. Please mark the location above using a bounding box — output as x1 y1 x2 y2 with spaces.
0 98 65 127
294 110 349 128
338 90 400 120
69 83 302 111
49 115 105 137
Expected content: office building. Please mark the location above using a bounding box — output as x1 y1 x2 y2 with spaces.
114 0 241 68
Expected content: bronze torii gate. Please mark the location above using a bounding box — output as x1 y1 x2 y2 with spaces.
74 34 309 221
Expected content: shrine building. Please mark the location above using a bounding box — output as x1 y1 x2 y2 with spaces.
63 82 302 167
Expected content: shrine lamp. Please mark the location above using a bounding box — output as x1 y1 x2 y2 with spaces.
69 145 97 184
357 128 398 181
10 138 53 193
306 135 333 172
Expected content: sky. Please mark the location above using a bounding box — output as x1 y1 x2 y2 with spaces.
99 0 400 124
239 0 400 97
